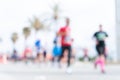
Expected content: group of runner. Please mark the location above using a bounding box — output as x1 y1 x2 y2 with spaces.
4 17 108 74
54 17 108 74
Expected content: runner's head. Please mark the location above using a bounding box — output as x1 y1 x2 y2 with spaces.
65 17 70 26
99 24 103 31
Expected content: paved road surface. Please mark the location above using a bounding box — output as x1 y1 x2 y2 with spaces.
0 62 120 80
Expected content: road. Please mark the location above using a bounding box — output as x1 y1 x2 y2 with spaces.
0 62 119 80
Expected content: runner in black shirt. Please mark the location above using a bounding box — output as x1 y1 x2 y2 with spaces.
93 24 108 73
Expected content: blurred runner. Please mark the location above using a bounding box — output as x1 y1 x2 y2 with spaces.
58 17 73 73
52 33 61 66
93 24 108 73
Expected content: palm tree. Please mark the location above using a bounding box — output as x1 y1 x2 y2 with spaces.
11 32 18 44
51 3 60 21
22 27 32 59
30 17 44 31
23 27 31 40
11 32 18 52
41 2 63 32
46 0 61 21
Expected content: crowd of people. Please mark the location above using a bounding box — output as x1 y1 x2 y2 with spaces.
0 17 109 74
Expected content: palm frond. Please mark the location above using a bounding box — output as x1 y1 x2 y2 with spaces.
23 27 31 39
11 32 18 43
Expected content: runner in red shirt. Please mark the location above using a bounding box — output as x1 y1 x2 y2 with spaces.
58 18 73 73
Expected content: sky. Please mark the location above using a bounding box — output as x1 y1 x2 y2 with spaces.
0 0 117 59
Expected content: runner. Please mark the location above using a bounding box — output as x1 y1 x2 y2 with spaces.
34 39 43 63
52 33 61 66
93 24 108 73
58 17 73 73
